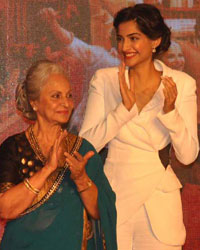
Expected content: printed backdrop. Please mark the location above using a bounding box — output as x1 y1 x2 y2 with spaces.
0 0 200 245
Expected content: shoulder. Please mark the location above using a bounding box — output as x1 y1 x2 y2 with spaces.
0 132 25 148
68 133 97 154
95 67 119 75
170 70 196 94
79 137 102 164
89 67 119 92
169 69 195 83
156 59 195 82
155 60 196 90
0 132 25 157
91 67 119 83
78 137 98 154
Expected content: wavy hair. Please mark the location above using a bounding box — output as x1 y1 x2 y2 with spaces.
16 60 67 120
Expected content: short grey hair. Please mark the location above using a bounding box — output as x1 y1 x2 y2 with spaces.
16 59 67 120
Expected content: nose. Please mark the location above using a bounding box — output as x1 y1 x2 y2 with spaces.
175 56 184 65
61 97 69 107
122 38 131 51
62 96 74 108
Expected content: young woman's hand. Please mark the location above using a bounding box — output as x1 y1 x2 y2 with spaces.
162 76 178 113
118 62 135 111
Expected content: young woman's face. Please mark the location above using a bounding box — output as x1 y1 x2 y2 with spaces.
32 73 74 125
161 41 185 71
116 20 160 68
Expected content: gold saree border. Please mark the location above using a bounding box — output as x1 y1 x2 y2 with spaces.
82 209 88 250
20 134 83 216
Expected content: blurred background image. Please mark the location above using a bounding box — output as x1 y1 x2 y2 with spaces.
1 0 200 245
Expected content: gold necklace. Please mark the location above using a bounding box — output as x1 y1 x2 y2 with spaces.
29 125 47 164
29 125 70 165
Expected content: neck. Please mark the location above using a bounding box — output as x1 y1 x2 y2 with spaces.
129 60 160 91
32 120 63 144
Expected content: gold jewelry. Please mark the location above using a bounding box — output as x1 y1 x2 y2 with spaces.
77 179 92 193
23 178 40 194
152 47 156 53
29 125 46 163
28 125 70 166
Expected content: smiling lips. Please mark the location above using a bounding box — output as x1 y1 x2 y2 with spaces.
123 52 137 59
57 110 69 115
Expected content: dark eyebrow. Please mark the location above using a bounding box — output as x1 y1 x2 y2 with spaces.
117 32 141 37
127 33 141 37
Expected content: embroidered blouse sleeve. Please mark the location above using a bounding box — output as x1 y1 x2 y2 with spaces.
0 136 20 193
79 69 138 152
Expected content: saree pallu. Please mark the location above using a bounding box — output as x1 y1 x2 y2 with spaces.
0 136 117 250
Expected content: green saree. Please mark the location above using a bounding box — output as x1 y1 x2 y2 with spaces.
0 132 117 250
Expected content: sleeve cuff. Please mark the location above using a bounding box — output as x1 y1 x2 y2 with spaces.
157 108 181 132
114 103 138 124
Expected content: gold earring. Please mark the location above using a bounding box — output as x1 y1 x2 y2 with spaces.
33 106 37 111
152 47 156 53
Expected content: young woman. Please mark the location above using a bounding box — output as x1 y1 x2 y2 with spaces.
80 4 199 250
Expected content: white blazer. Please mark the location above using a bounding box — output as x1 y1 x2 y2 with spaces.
80 60 199 245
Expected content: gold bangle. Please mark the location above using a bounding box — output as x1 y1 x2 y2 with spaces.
23 178 40 195
77 179 92 193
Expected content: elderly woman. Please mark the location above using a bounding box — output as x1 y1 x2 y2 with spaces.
159 40 185 72
0 60 117 250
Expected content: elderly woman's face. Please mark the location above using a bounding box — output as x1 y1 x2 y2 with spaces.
32 73 74 125
161 42 185 71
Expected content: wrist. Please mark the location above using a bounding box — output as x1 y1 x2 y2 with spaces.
23 178 40 195
74 176 93 193
42 164 55 176
123 100 135 111
163 105 174 114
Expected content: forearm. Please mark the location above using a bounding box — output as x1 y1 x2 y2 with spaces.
80 69 137 151
171 129 199 164
80 102 137 152
0 165 53 219
158 108 199 164
49 19 73 46
74 176 99 219
158 76 199 164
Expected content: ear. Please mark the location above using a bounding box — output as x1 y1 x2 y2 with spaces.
152 37 161 49
30 100 38 112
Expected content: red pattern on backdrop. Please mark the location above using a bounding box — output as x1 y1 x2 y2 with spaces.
182 184 200 250
1 0 200 247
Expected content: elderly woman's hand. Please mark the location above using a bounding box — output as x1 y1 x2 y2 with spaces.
45 130 67 172
64 151 94 181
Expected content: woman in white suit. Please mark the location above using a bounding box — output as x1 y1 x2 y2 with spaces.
80 4 199 250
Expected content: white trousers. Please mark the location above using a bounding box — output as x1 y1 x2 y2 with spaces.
117 205 182 250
